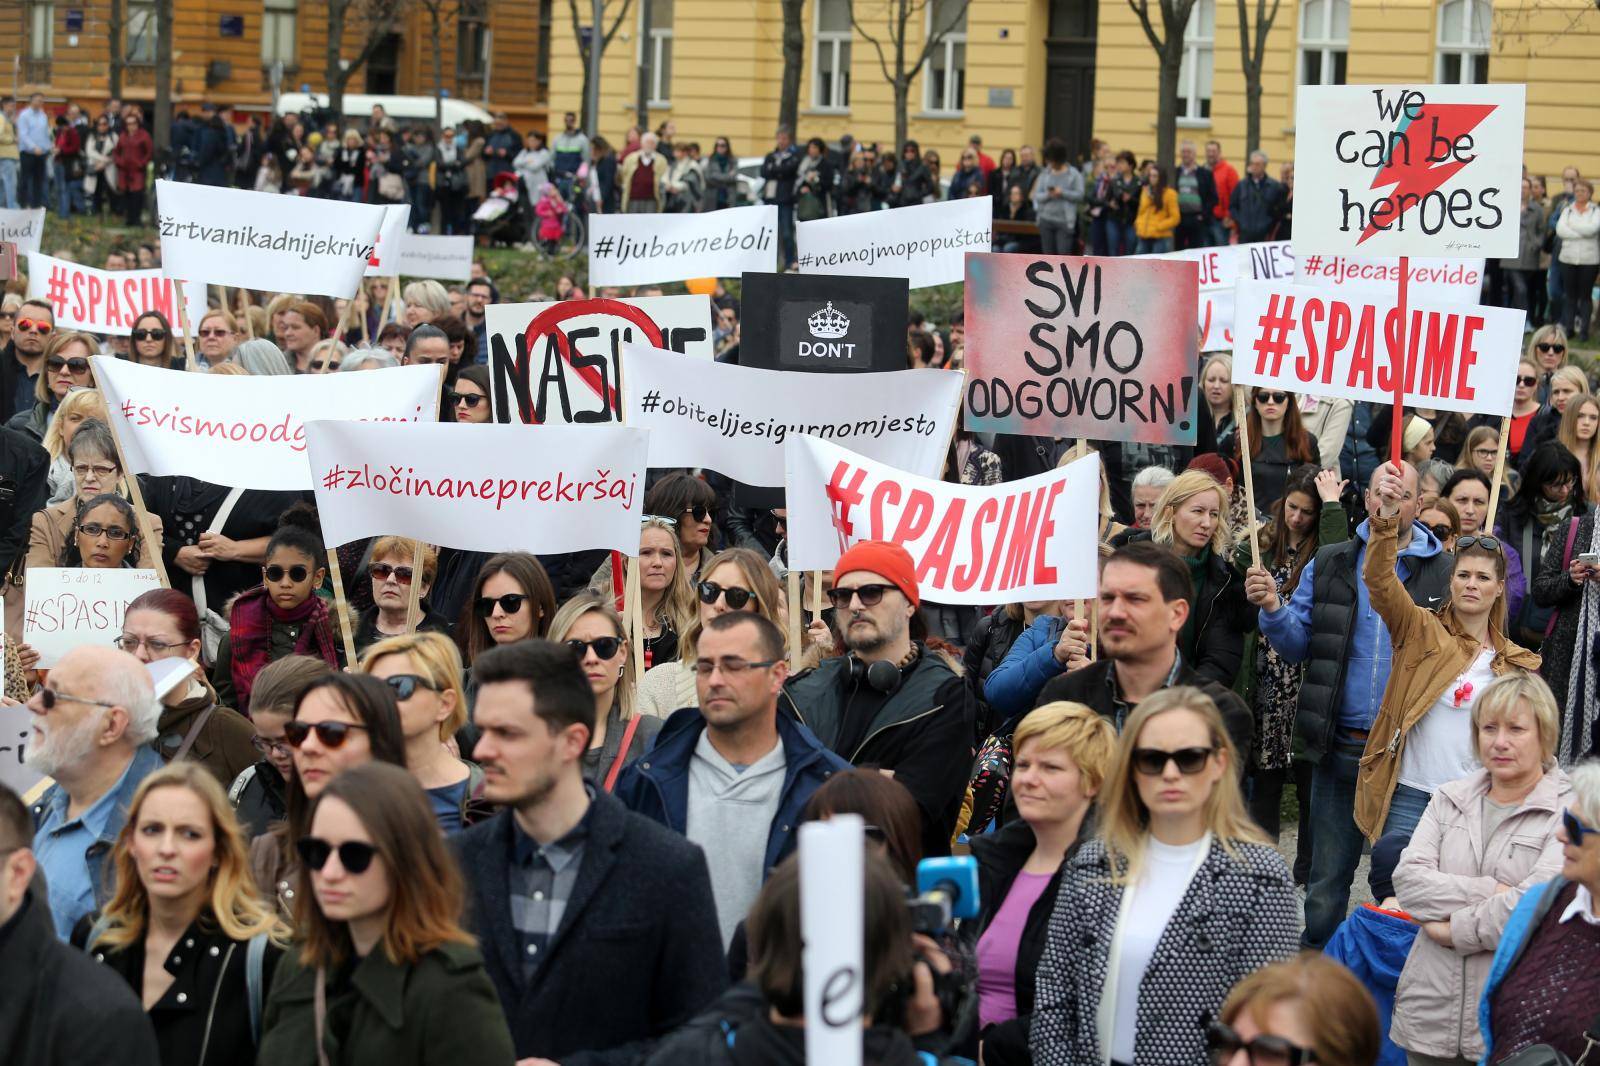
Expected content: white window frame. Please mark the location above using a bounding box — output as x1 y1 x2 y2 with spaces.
27 0 54 60
1176 0 1214 122
126 0 157 65
812 0 851 112
922 0 967 115
640 0 673 108
1298 0 1348 86
1435 0 1491 84
261 0 298 67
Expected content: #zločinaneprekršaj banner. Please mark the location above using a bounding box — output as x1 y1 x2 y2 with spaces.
785 436 1100 605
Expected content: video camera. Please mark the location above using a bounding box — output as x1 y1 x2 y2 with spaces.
908 855 980 936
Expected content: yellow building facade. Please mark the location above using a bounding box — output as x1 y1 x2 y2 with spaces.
547 0 1600 180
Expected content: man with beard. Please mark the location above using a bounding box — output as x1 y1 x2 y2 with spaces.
784 540 974 857
26 646 164 939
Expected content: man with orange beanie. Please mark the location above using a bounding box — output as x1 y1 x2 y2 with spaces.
784 540 974 857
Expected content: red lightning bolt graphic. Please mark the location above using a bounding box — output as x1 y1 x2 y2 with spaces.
1357 102 1498 246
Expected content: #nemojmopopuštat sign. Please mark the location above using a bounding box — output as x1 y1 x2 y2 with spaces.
95 357 441 491
796 197 992 289
155 180 387 297
486 295 713 425
24 567 163 668
621 343 963 485
305 421 647 555
1293 83 1525 259
785 436 1100 605
1231 278 1523 416
962 253 1200 444
587 204 778 286
0 208 46 255
28 253 208 335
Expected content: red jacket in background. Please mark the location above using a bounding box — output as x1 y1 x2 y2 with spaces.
1212 158 1240 222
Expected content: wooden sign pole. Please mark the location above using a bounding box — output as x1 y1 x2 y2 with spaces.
1233 385 1262 572
1484 415 1512 533
173 279 199 371
324 548 361 668
787 569 802 670
89 364 170 588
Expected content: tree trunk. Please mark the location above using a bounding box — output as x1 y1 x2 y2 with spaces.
636 0 653 132
1245 80 1262 156
431 6 444 134
153 0 173 155
893 77 909 153
108 0 125 98
327 2 349 119
779 0 804 133
1155 45 1182 171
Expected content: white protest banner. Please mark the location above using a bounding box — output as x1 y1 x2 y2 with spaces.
391 233 475 281
24 568 162 668
796 198 991 289
155 179 386 297
588 204 778 286
1298 251 1485 305
0 701 45 796
1141 240 1296 351
1293 83 1525 259
786 436 1100 605
621 344 962 485
801 816 865 1066
28 252 207 335
486 294 713 424
0 207 46 254
1232 278 1524 416
94 357 440 490
304 421 646 554
363 204 415 278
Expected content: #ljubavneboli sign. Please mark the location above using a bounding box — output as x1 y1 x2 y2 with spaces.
587 204 778 286
155 180 387 297
795 197 992 289
28 252 208 335
24 568 163 669
0 207 46 255
784 437 1100 606
305 422 647 555
620 343 963 486
94 357 442 491
1293 83 1526 259
1231 278 1524 415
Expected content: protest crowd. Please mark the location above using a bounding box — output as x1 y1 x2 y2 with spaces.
2 82 1600 1066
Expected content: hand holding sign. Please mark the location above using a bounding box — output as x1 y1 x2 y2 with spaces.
1374 461 1407 515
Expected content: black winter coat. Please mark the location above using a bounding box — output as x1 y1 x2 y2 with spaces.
229 758 288 840
1532 511 1591 714
0 422 48 577
1110 530 1251 688
963 610 1028 741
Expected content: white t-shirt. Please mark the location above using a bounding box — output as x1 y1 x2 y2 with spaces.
1399 646 1495 794
1109 834 1209 1064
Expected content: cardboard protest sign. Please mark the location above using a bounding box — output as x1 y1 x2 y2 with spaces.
95 357 440 490
0 703 45 797
621 343 963 485
1293 83 1525 259
155 180 386 297
24 568 163 668
785 436 1100 604
28 253 208 335
1232 278 1523 416
588 204 778 286
0 207 46 255
737 272 911 374
363 204 414 278
963 253 1199 443
801 817 865 1066
796 197 992 289
392 234 474 281
486 295 713 425
305 421 647 554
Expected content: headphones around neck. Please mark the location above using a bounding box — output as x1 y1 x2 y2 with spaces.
844 653 910 696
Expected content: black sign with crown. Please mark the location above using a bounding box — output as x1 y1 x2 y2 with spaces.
737 272 909 375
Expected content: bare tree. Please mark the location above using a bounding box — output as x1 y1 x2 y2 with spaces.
849 0 972 150
1235 0 1282 155
326 0 412 120
779 0 804 135
565 0 635 135
1126 0 1198 170
154 0 172 152
107 0 126 99
416 0 489 132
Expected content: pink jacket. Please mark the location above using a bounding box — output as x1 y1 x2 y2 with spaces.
1390 766 1571 1060
535 194 567 242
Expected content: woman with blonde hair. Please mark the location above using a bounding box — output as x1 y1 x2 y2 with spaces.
40 386 107 504
1030 687 1299 1066
87 762 289 1066
1559 393 1600 502
10 328 96 441
402 279 452 327
547 590 662 789
195 308 240 367
1201 352 1235 451
591 516 697 667
1213 954 1381 1066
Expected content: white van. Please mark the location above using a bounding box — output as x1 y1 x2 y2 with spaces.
274 92 495 129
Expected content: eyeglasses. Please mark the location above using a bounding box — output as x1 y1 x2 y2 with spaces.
448 391 486 408
1518 375 1540 387
113 634 181 655
264 564 311 583
197 328 232 338
130 328 168 342
1255 391 1289 404
693 657 781 677
72 462 120 479
827 583 896 609
38 686 120 711
1429 524 1454 540
1564 808 1598 845
1537 342 1567 354
1455 534 1504 555
16 318 52 335
369 562 414 584
295 837 378 875
683 503 710 523
567 636 623 660
283 719 369 749
1471 447 1499 460
698 581 754 610
1131 746 1217 776
1205 1020 1317 1066
46 355 89 375
380 674 438 701
76 522 132 541
476 592 528 617
643 514 678 528
250 734 293 758
0 312 13 321
308 359 341 372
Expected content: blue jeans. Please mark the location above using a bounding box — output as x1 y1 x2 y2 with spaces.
1303 741 1367 949
0 158 15 209
53 161 84 217
1136 237 1174 254
1208 217 1230 247
1381 783 1432 841
775 202 796 268
1104 218 1133 256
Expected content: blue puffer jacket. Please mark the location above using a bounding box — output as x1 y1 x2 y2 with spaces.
1324 905 1420 1066
1478 877 1574 1063
981 614 1068 723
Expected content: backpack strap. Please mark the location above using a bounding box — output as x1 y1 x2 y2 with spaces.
247 932 269 1043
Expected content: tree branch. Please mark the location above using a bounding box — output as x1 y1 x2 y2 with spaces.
603 0 634 49
907 0 972 83
848 0 895 88
1127 0 1165 52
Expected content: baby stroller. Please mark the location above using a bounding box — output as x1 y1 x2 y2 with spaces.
473 170 533 247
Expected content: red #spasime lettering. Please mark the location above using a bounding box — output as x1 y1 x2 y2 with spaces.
328 462 638 513
118 399 426 453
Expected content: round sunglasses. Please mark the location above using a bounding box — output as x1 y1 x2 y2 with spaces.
370 562 414 585
264 564 311 583
475 592 528 617
697 581 753 609
283 719 369 748
295 837 378 875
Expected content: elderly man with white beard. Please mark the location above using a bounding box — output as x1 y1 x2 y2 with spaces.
26 645 163 939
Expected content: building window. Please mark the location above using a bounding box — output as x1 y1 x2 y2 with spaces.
26 0 54 60
262 0 297 67
1436 0 1490 83
642 0 673 107
924 0 966 114
1177 0 1214 120
1299 0 1348 85
537 0 552 98
813 0 851 110
126 0 157 64
457 0 488 77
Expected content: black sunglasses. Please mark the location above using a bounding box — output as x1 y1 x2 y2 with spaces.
698 581 754 609
1455 534 1504 555
1518 375 1539 387
476 592 528 617
283 719 369 749
449 391 486 408
1255 391 1289 404
370 562 414 584
1537 342 1567 354
684 503 710 522
130 328 168 342
295 837 378 875
308 359 341 372
1565 808 1598 845
47 355 90 374
567 636 623 660
827 583 895 609
380 673 438 701
1131 746 1216 776
1205 1020 1317 1065
264 564 311 583
1429 523 1454 540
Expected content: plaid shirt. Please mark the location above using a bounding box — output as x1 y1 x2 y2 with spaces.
508 797 592 979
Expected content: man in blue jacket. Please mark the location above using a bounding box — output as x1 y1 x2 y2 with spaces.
1244 461 1453 947
614 611 849 946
